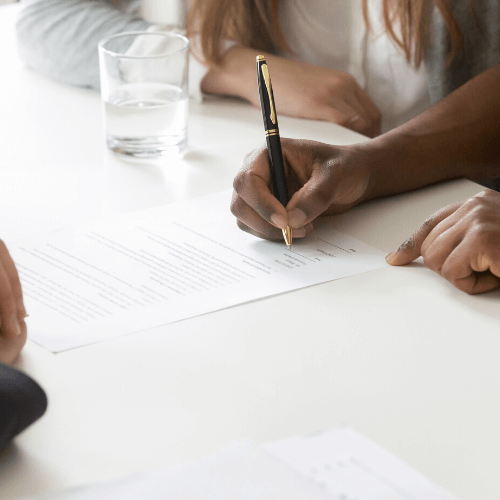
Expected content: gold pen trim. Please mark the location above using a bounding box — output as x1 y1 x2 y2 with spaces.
265 131 280 137
256 55 265 61
282 226 292 249
261 64 276 125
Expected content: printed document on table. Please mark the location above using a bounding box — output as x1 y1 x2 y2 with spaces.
24 427 458 500
10 189 388 352
22 442 334 500
265 427 458 500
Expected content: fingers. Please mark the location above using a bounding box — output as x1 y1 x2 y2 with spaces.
441 242 500 294
353 86 382 137
0 240 26 318
321 99 373 137
0 244 24 340
231 192 313 240
386 202 463 266
232 147 288 230
232 140 369 241
231 191 284 240
320 81 381 138
286 155 370 228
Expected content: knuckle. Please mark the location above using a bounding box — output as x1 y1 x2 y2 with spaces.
422 254 437 272
232 170 248 194
330 112 352 127
441 263 454 282
459 281 476 295
312 184 334 209
471 224 496 246
336 71 355 86
337 116 351 127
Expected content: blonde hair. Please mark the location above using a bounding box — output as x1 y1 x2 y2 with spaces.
367 0 472 67
187 0 287 64
187 0 470 68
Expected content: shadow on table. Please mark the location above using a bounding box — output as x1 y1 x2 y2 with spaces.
450 285 500 321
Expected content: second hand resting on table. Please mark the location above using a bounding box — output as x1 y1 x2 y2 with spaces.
0 239 28 365
231 64 500 294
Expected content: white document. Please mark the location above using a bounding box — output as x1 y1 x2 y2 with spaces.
265 427 458 500
10 189 387 352
23 428 457 500
21 442 334 500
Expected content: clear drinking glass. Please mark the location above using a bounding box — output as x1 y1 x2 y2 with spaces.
98 31 190 158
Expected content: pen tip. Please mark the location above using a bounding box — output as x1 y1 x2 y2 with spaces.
282 226 292 249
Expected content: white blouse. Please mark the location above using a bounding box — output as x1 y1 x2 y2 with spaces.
141 0 431 133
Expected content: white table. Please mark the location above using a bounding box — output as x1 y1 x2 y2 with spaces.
1 5 499 500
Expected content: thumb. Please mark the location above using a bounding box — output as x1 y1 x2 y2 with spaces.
386 202 463 266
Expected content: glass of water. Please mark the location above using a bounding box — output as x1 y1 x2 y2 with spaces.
98 31 189 158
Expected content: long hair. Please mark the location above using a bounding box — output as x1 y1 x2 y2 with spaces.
187 0 469 68
187 0 288 65
365 0 474 67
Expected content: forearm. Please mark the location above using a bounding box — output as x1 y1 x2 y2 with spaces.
16 0 152 90
361 64 500 200
201 46 262 102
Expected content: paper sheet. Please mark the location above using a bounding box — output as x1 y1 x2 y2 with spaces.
10 189 387 352
21 442 334 500
264 427 458 500
23 428 457 500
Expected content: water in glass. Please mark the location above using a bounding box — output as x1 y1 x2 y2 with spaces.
103 82 188 158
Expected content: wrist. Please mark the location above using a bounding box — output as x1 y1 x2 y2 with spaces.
353 126 471 202
201 46 262 102
346 138 397 203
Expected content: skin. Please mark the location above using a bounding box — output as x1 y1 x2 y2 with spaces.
387 189 500 294
0 240 27 365
230 64 500 293
201 47 382 138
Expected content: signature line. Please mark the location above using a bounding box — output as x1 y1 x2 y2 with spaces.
317 238 352 253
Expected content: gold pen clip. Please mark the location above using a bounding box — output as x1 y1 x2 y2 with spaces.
261 64 276 125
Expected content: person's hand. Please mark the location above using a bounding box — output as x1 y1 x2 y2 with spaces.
231 139 372 240
386 189 500 294
253 54 381 138
0 240 27 365
202 48 381 138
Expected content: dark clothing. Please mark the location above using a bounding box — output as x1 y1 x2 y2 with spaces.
426 0 500 104
0 363 47 451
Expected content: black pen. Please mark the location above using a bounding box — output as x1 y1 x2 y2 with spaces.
256 55 292 249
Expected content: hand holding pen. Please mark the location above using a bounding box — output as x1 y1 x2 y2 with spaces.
255 55 292 248
230 59 372 243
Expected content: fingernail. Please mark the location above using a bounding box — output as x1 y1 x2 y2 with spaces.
270 213 287 230
350 115 361 124
288 209 307 228
385 250 397 264
294 227 306 237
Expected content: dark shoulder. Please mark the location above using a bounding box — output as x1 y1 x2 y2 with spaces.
0 364 47 451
